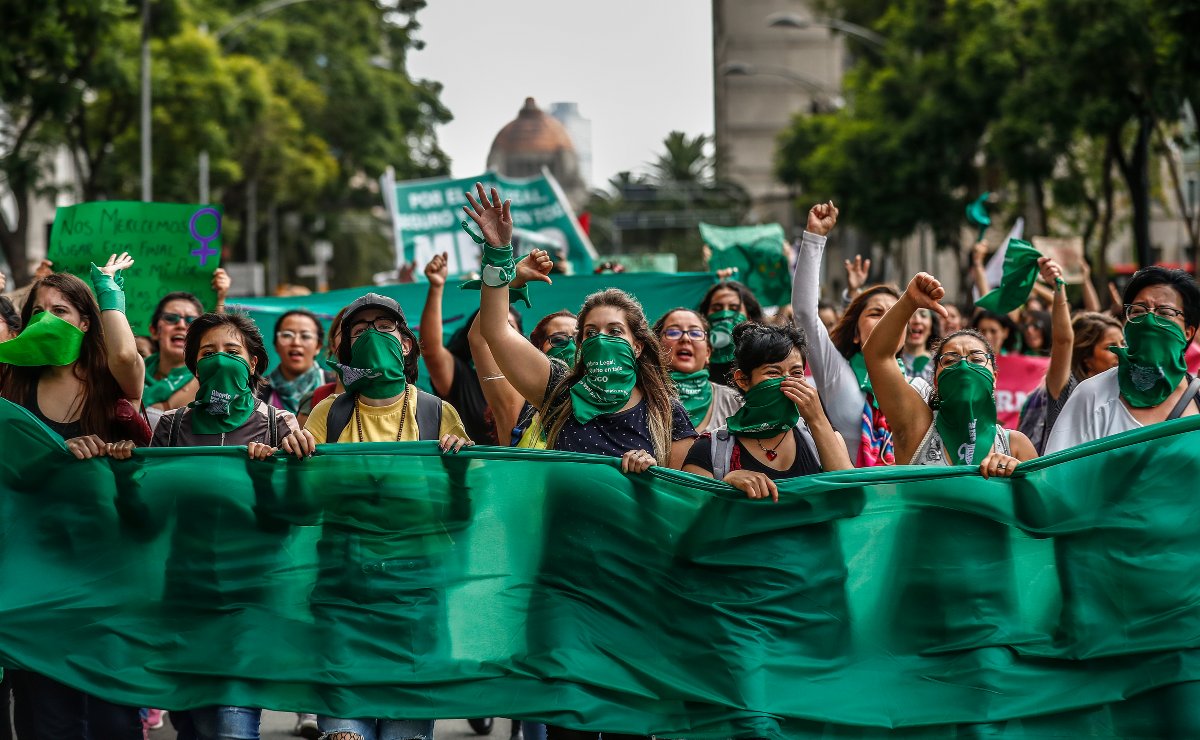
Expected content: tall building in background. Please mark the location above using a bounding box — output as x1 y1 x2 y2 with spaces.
487 97 588 212
549 102 593 189
712 0 845 237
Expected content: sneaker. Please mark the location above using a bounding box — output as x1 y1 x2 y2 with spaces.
144 709 166 731
294 713 320 740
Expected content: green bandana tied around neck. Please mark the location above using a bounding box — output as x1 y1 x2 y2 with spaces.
725 376 800 439
187 353 257 434
0 311 85 366
671 369 713 428
1112 315 1190 408
974 239 1042 314
569 334 638 424
934 361 998 466
707 310 746 365
848 352 907 406
546 338 577 367
331 328 408 399
143 354 196 406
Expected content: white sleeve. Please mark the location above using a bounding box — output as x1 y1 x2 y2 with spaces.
1043 386 1090 454
791 230 866 455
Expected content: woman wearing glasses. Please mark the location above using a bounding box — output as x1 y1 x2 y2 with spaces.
259 308 335 415
1045 266 1200 453
863 272 1037 476
654 308 743 433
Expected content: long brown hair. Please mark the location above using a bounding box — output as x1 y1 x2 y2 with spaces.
829 285 900 359
541 289 676 464
0 273 122 439
1070 311 1123 380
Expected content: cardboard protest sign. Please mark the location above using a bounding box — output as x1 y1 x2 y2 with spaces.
48 202 221 333
994 353 1050 428
698 222 790 307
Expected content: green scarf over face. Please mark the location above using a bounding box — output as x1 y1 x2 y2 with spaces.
0 311 84 367
331 329 408 400
546 338 577 367
725 376 799 439
707 310 746 365
671 369 712 428
188 353 257 434
974 239 1042 314
569 334 638 424
1112 315 1190 408
144 354 195 406
934 361 998 466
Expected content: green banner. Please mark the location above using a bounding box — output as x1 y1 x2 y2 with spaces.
47 201 222 333
387 169 596 276
698 222 790 307
3 397 1200 738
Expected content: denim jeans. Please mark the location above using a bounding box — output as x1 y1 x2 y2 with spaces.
318 717 434 740
192 706 262 740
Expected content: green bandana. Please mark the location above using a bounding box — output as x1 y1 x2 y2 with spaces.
671 369 713 428
848 352 906 406
546 338 577 367
934 361 998 466
974 239 1042 314
569 334 638 424
331 328 408 399
143 354 195 406
89 262 127 314
187 353 257 434
707 310 746 365
725 376 799 439
1112 315 1190 408
0 311 85 366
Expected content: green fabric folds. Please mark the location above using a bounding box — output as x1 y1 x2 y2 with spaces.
699 222 791 306
975 239 1042 314
144 354 196 406
4 397 1200 738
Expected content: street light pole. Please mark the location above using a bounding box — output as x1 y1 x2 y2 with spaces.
766 12 887 50
140 0 152 201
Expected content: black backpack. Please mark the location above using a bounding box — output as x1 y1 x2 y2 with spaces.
325 389 443 443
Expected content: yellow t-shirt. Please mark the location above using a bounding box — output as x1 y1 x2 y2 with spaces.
304 390 469 443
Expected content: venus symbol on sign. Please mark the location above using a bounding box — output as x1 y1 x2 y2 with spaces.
189 207 221 266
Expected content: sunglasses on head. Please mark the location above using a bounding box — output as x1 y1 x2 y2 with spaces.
160 313 198 326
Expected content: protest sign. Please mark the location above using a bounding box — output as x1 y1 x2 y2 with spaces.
47 201 221 332
698 222 790 307
384 168 596 277
995 353 1051 427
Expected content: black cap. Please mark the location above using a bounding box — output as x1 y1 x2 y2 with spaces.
342 292 406 324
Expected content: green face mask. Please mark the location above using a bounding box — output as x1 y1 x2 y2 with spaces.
332 328 408 399
671 369 712 427
725 376 799 439
934 360 998 466
1113 314 1190 408
707 310 746 365
569 334 639 424
0 311 85 367
188 353 257 434
546 338 577 367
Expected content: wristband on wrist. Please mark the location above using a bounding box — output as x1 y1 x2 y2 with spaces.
89 263 127 314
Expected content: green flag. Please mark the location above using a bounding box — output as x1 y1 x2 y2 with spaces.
4 397 1200 737
974 239 1042 314
699 222 791 307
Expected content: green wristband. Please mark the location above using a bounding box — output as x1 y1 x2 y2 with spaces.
90 263 127 314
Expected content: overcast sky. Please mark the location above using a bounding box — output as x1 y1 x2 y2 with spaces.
407 0 714 189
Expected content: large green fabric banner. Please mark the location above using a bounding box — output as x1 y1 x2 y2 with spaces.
3 397 1200 738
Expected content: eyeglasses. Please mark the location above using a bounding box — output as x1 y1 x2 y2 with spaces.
937 350 991 369
1125 303 1185 322
547 333 573 348
349 317 398 338
662 328 707 341
276 330 320 343
160 313 198 326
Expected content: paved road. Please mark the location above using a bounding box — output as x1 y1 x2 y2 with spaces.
151 713 510 739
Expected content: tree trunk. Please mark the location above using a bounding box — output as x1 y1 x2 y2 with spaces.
1113 112 1155 269
0 194 31 284
1096 136 1117 298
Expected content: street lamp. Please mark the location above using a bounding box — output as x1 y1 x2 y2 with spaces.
766 12 887 49
720 62 845 111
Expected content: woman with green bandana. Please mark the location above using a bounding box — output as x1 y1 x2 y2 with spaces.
863 272 1037 475
1 255 148 739
258 308 336 415
653 308 742 434
698 279 763 386
1046 266 1200 453
683 322 852 500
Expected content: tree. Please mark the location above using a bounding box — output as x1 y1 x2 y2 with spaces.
648 131 713 185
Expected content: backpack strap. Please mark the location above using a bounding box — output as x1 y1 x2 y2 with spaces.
710 426 735 482
1168 376 1200 421
168 407 187 447
325 392 359 444
415 390 443 442
266 403 279 447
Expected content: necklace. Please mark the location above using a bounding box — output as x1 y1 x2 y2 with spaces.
755 431 788 461
354 386 410 442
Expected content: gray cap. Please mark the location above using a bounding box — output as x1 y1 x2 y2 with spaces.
342 292 406 324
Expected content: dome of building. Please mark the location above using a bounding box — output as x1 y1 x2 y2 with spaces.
488 97 577 157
